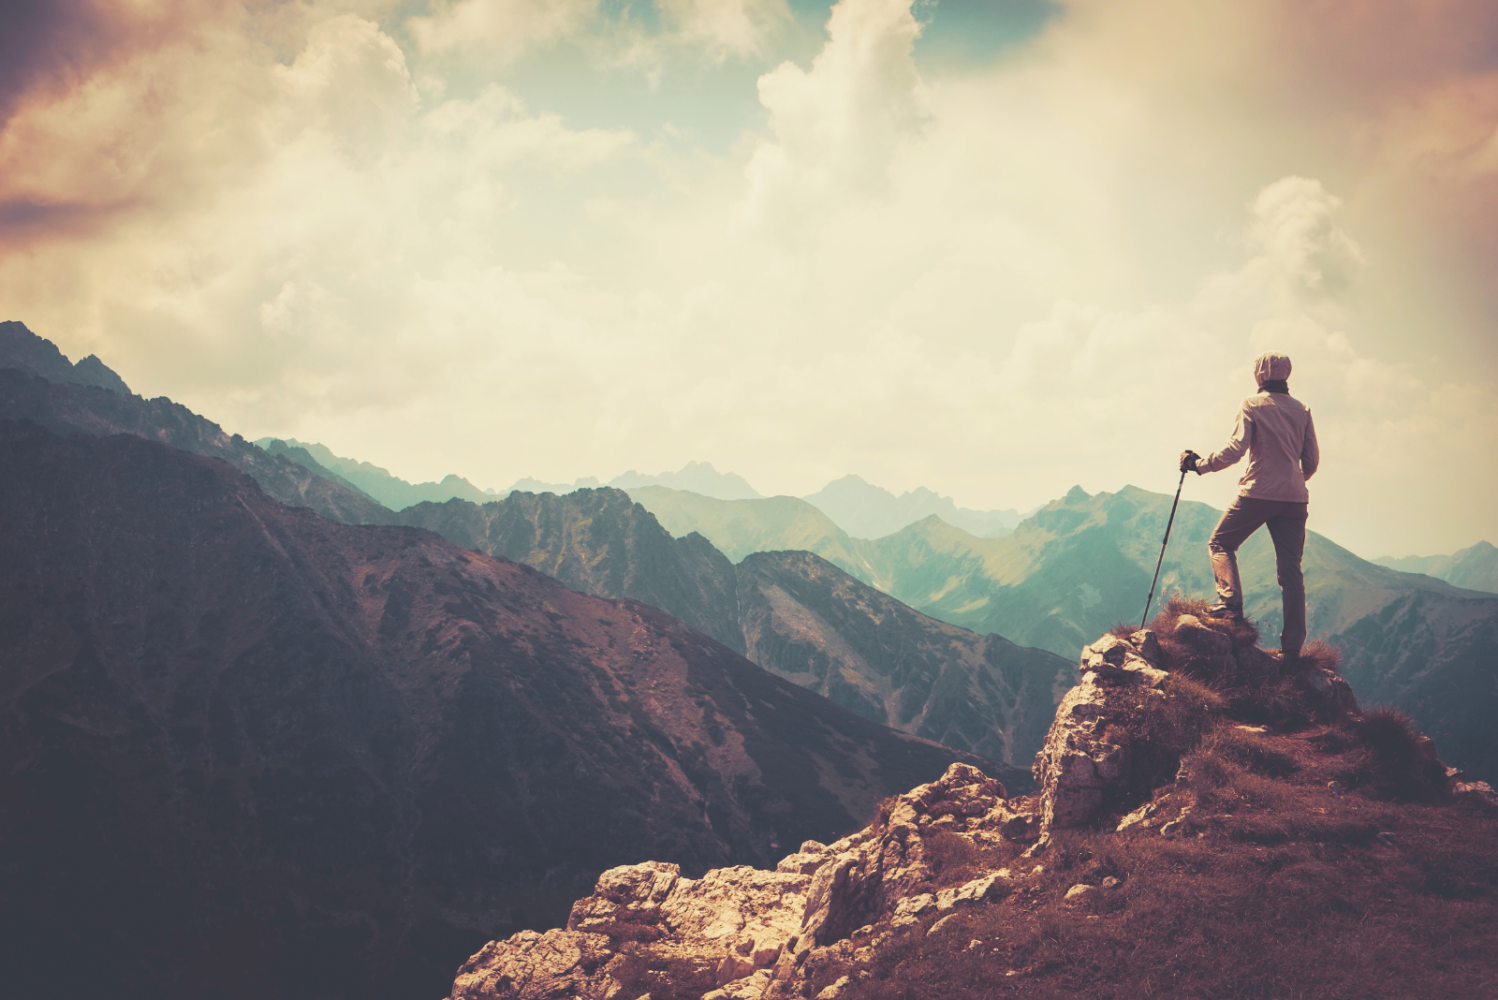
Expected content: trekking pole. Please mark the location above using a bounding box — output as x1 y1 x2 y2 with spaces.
1141 456 1194 629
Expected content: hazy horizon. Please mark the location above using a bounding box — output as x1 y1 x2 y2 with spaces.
3 0 1495 557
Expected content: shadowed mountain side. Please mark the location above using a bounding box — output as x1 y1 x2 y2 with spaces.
0 319 131 395
397 490 1068 769
395 489 746 653
257 438 382 502
1376 541 1498 594
0 368 394 526
736 552 1070 766
0 421 1011 1000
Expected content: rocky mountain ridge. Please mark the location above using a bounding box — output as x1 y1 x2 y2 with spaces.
0 328 1066 772
0 319 131 395
257 436 492 510
802 474 1023 540
396 490 1069 769
626 483 1498 781
0 420 1012 1000
1375 540 1498 594
443 605 1498 1000
0 323 391 527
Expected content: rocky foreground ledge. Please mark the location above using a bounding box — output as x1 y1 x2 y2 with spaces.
447 607 1498 1000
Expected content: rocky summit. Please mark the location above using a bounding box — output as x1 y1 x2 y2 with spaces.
443 602 1498 1000
0 421 1015 1000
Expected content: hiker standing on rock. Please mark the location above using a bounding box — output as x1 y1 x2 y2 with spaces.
1179 351 1319 659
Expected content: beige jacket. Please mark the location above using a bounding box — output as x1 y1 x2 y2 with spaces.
1198 391 1320 502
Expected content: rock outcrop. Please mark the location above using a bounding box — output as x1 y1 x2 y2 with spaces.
447 762 1043 1000
446 609 1414 1000
1032 630 1168 832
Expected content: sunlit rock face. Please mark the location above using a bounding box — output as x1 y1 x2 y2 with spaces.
446 762 1025 1000
0 420 1010 1000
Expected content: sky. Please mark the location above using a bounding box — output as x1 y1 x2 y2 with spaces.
1 0 1495 558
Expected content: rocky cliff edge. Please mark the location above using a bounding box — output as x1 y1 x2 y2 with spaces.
446 598 1498 1000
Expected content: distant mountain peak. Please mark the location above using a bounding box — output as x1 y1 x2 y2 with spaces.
1373 539 1498 595
803 474 1023 540
255 437 489 510
606 461 762 500
0 320 131 395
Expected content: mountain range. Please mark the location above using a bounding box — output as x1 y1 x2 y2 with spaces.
624 484 1498 782
256 436 491 510
6 322 1495 781
0 323 390 527
506 461 761 501
802 473 1024 538
0 420 1006 1000
394 489 1070 769
1375 541 1498 594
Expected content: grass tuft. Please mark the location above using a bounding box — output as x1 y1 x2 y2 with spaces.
1339 706 1451 804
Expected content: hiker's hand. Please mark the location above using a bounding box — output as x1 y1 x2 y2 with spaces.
1179 450 1200 473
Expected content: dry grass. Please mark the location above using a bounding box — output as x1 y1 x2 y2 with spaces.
923 830 1014 890
835 606 1497 1000
854 796 1498 1000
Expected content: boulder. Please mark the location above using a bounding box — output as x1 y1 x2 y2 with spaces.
1301 667 1358 715
1173 615 1237 674
935 872 1009 912
1034 645 1167 832
1130 629 1161 664
1234 643 1278 677
449 930 618 1000
567 861 681 941
1079 633 1169 685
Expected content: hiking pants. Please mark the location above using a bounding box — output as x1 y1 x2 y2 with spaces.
1208 497 1308 654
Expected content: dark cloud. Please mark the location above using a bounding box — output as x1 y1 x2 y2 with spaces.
0 195 129 246
0 0 218 128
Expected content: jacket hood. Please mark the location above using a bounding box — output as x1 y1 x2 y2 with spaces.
1254 351 1292 385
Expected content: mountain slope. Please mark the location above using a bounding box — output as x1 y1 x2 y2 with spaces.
396 489 746 653
397 489 1069 769
259 436 492 510
737 551 1068 766
0 319 131 395
803 474 1022 539
0 420 1005 1000
626 485 862 563
1375 541 1498 594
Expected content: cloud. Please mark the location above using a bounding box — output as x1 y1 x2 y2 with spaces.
1244 177 1366 301
0 0 1493 558
656 0 792 59
742 0 928 228
406 0 599 60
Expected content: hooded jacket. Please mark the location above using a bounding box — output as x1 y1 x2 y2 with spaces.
1197 352 1320 502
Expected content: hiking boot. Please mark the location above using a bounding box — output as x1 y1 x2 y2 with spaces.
1205 603 1243 621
